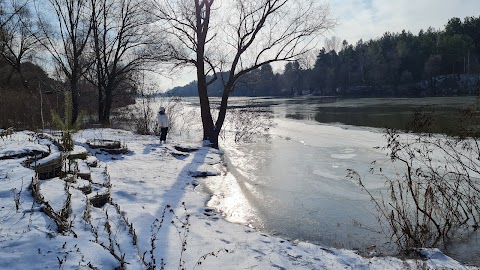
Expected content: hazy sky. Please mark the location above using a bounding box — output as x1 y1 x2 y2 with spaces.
329 0 479 44
158 0 479 91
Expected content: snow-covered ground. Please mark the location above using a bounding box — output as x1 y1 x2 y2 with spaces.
0 127 477 269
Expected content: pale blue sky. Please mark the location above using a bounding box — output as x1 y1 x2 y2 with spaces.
158 0 480 90
329 0 479 44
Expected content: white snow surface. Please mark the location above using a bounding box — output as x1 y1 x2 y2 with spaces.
0 132 50 159
0 128 476 269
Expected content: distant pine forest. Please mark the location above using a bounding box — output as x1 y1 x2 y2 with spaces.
167 16 480 98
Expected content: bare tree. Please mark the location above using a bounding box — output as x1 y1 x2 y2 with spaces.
0 0 42 90
325 36 342 53
324 35 342 53
34 0 93 124
88 0 163 125
0 0 29 29
153 0 336 148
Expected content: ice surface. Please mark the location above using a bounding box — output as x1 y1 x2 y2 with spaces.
219 115 479 264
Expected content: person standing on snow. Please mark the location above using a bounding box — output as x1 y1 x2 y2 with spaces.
157 106 169 143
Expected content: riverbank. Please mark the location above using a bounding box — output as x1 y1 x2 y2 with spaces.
0 128 476 269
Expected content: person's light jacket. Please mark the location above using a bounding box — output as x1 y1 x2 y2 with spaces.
157 112 169 128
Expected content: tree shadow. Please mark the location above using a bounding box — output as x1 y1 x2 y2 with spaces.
143 143 162 155
151 146 207 266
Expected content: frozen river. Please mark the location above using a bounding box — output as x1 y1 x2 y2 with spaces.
225 119 392 251
207 96 480 264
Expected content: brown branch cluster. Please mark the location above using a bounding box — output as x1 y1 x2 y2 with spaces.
350 102 480 250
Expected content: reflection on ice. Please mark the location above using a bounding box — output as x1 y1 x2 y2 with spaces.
331 153 357 159
202 172 260 227
220 118 395 254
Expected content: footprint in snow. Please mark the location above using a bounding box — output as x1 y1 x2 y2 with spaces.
270 264 287 270
252 249 267 256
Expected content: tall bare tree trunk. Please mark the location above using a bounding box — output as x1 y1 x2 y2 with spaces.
195 0 215 142
71 74 80 125
210 82 233 148
102 88 113 125
91 1 105 124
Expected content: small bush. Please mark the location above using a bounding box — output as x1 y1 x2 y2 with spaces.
223 101 276 143
350 98 480 250
51 91 84 151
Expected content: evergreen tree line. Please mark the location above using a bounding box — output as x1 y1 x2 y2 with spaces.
168 16 480 97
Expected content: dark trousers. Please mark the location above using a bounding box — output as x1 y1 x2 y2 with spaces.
160 127 168 142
